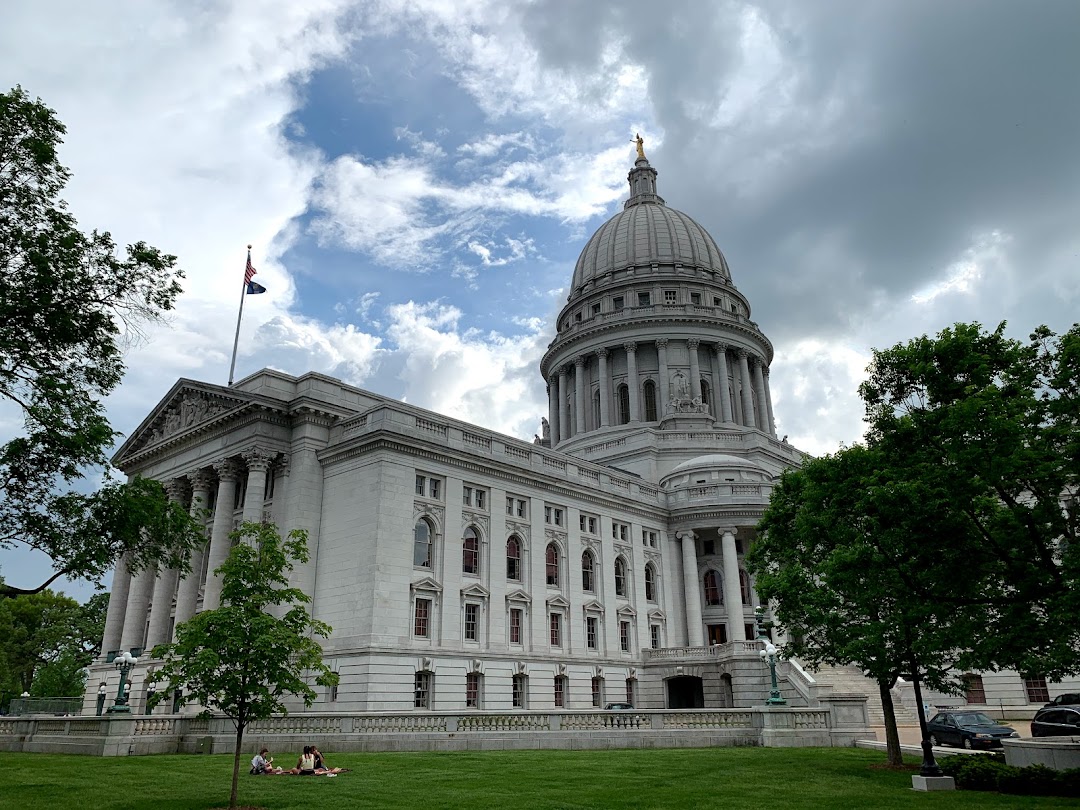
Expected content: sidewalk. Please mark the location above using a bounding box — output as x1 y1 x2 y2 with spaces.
866 722 1032 747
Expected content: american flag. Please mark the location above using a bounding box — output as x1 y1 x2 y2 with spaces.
245 252 257 284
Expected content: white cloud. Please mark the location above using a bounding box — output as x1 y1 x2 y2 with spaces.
911 230 1010 305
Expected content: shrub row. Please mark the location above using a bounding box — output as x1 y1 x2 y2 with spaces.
939 753 1080 797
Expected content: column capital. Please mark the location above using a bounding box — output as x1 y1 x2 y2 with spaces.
714 342 728 354
212 458 242 481
655 338 668 349
558 365 570 377
595 347 609 359
574 355 586 368
762 364 770 377
189 469 215 492
718 527 740 538
163 478 189 502
242 447 274 472
687 338 700 349
675 529 697 542
736 348 750 359
623 341 637 354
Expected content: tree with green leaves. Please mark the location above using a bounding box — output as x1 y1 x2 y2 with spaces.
749 321 1080 764
150 523 336 809
0 590 107 698
0 85 201 597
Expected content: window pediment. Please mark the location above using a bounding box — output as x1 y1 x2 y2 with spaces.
461 583 490 600
546 594 570 609
505 589 532 605
648 608 666 620
582 599 605 614
410 576 442 594
617 604 637 618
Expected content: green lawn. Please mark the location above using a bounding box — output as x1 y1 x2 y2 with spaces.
0 747 1071 809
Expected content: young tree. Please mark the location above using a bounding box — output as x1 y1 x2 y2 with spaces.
0 85 200 597
150 523 337 809
749 446 970 766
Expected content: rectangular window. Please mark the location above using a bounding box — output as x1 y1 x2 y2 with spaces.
550 612 562 647
620 620 631 652
744 622 756 641
690 292 702 305
586 616 598 649
664 289 677 304
1025 677 1050 704
544 505 565 525
613 295 624 310
554 676 565 708
466 672 481 708
509 608 523 644
637 292 651 306
464 603 479 641
650 624 661 649
475 490 485 509
591 303 601 315
626 679 635 706
579 514 597 534
329 683 338 702
413 598 431 637
264 470 275 500
642 529 658 547
512 674 527 708
429 479 440 500
713 296 722 306
591 676 603 707
416 475 426 496
463 486 472 506
702 539 715 555
963 674 987 705
708 624 728 645
414 671 431 708
575 311 582 322
416 474 441 499
506 496 514 515
516 498 527 518
612 522 629 542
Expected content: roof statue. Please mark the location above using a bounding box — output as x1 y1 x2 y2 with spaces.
633 132 646 161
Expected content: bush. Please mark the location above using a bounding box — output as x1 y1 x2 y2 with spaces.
998 763 1060 796
939 754 1008 792
939 754 1080 798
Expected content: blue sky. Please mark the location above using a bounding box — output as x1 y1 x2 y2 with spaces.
3 0 1079 599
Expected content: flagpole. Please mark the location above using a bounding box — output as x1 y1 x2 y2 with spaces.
227 245 252 386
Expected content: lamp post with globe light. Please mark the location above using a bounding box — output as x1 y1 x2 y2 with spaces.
95 682 108 716
755 606 786 706
106 651 137 713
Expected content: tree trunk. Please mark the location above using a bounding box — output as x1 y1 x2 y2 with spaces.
878 679 904 767
230 722 244 809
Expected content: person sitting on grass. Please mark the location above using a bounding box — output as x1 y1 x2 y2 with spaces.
311 745 347 775
293 745 317 776
250 748 278 775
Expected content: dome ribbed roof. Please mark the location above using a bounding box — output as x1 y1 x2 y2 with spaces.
569 156 730 295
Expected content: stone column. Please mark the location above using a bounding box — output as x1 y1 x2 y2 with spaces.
558 366 570 440
573 356 587 435
171 470 213 636
656 339 670 410
625 342 640 422
721 528 746 641
100 554 133 656
144 478 188 649
678 531 704 647
688 339 702 400
596 349 611 428
737 350 757 429
283 415 329 603
752 358 772 437
120 561 156 652
240 448 272 525
715 344 734 423
763 366 777 437
548 375 561 446
201 460 241 611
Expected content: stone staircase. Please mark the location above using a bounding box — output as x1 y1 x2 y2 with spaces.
800 665 920 725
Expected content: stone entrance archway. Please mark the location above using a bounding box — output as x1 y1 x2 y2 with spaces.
666 675 705 709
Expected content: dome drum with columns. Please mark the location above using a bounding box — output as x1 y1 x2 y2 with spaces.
85 147 850 720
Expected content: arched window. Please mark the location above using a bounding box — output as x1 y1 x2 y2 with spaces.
644 562 657 602
506 535 522 581
413 519 433 568
643 379 657 421
617 384 630 424
462 526 480 575
704 570 722 606
581 550 595 592
545 543 560 587
740 569 753 605
592 389 601 429
614 556 628 597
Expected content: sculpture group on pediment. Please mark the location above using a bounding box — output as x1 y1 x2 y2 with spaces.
141 392 231 447
668 370 707 414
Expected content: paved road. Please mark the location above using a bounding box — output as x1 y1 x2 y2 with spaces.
869 722 1032 746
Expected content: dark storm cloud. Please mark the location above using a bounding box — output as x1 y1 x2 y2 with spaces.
521 0 1080 344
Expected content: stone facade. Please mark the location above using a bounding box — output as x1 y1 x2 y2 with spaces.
87 152 820 718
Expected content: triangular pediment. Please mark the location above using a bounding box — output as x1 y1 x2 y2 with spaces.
113 379 259 467
411 576 443 593
504 589 532 605
617 604 637 618
581 599 605 613
648 608 666 620
546 594 570 609
460 583 490 599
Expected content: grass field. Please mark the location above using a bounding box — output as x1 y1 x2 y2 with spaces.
0 747 1071 809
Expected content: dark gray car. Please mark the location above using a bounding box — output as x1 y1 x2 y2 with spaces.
927 711 1019 749
1031 706 1080 737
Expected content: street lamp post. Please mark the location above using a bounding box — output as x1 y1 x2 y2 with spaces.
755 606 786 706
106 651 138 713
95 682 108 716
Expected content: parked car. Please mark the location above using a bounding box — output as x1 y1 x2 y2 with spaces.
926 711 1019 749
604 702 634 711
1031 705 1080 737
1043 693 1080 708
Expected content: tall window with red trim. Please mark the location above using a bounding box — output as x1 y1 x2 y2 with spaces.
464 603 479 641
645 563 657 601
465 672 481 708
704 571 721 606
512 674 527 708
413 598 431 637
546 543 560 587
591 676 603 707
506 535 522 581
549 612 562 647
509 608 522 644
581 550 595 592
614 556 628 597
462 527 480 575
620 620 631 652
1024 677 1050 704
554 675 567 707
414 671 431 708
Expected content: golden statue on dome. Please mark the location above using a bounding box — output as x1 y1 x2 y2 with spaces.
632 132 646 160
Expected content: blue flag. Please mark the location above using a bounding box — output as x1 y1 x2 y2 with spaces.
246 280 267 294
